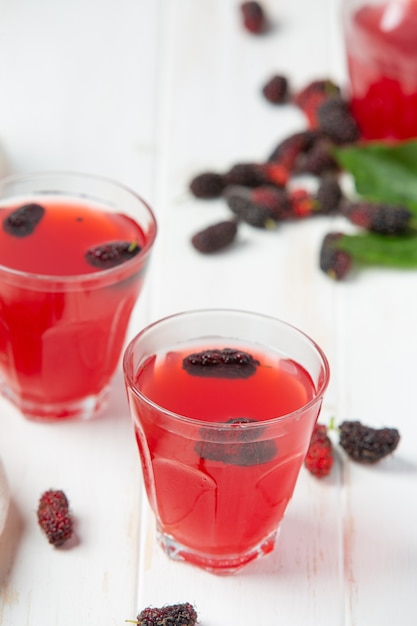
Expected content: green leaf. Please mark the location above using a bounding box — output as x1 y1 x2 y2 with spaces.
336 231 417 268
334 140 417 214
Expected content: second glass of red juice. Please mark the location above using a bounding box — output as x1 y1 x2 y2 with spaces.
0 171 157 421
123 309 330 574
343 0 417 140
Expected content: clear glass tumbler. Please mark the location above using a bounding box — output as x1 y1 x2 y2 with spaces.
343 0 417 140
123 309 330 574
0 171 157 421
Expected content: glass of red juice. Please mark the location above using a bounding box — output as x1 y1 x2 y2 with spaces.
343 0 417 140
0 171 157 421
123 309 330 574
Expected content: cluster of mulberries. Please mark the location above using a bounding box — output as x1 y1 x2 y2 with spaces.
188 72 415 279
304 419 401 479
188 74 363 256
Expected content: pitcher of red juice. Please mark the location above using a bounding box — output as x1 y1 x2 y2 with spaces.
343 0 417 140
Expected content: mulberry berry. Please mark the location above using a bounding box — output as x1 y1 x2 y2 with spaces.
3 203 45 237
225 187 276 229
225 162 267 188
304 423 334 477
196 436 277 467
85 240 141 269
317 96 360 144
135 602 198 626
196 418 277 467
240 1 267 34
191 220 238 254
267 130 320 182
250 185 293 219
295 137 340 176
315 175 343 215
339 420 400 464
341 201 413 235
37 489 73 547
262 75 289 104
293 79 341 128
183 348 260 379
225 185 292 225
268 130 319 164
189 172 226 198
319 232 352 280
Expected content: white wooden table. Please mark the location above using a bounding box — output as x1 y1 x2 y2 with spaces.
0 1 416 624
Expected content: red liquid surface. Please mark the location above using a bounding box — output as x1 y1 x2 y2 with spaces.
346 1 417 140
130 345 319 569
0 198 150 418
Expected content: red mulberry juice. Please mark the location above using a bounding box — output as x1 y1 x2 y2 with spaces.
0 182 156 421
127 340 321 573
344 0 417 140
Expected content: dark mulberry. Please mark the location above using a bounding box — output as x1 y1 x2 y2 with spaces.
293 79 341 128
339 420 400 464
341 201 413 235
262 75 289 104
85 240 141 269
240 1 267 34
3 203 45 237
195 418 277 467
317 96 360 144
135 602 198 626
225 162 267 188
319 232 352 280
268 130 319 165
191 220 238 254
189 172 226 198
315 175 343 215
249 185 293 219
267 130 320 183
183 347 260 379
224 185 280 228
295 137 340 176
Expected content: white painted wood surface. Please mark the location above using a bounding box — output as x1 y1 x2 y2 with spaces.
0 0 416 624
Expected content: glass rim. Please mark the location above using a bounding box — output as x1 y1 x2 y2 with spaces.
0 170 157 284
123 308 331 430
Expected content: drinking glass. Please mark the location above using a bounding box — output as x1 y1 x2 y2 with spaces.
0 171 157 421
123 309 330 574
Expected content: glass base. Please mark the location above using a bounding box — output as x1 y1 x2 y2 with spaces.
156 526 278 575
0 383 110 422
